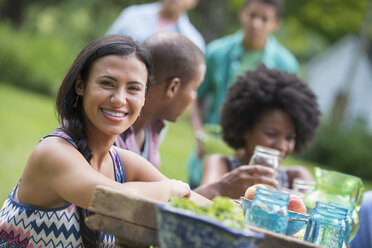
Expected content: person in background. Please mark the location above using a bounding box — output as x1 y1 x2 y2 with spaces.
115 31 205 169
350 190 372 248
106 0 205 52
188 0 299 189
194 65 320 200
0 35 208 248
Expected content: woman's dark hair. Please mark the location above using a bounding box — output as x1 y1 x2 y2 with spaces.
243 0 283 18
220 64 320 153
55 34 152 247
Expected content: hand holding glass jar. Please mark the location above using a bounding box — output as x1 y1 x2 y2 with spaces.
249 145 280 178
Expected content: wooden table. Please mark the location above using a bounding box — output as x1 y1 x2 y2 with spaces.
85 185 160 247
86 185 321 248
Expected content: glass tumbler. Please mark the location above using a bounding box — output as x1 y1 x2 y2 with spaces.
292 178 316 193
245 187 289 234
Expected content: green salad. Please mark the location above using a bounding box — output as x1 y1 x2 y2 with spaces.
169 196 245 230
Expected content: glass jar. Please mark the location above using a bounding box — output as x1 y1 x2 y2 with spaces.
249 145 280 178
302 167 364 242
292 178 316 195
325 202 353 246
304 201 347 248
245 187 289 234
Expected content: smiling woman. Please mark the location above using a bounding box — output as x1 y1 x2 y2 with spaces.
194 64 321 200
75 54 147 137
0 35 208 248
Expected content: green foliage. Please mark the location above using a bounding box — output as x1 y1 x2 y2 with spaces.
285 0 370 43
301 120 372 181
23 0 153 42
170 196 245 229
0 0 156 96
275 17 329 61
0 23 78 96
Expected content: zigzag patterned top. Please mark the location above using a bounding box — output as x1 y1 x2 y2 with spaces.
0 129 126 247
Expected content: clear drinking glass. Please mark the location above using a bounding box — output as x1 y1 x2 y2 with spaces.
292 178 316 197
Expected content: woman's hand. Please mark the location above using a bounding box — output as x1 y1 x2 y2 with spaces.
165 179 191 198
217 165 278 198
197 154 278 200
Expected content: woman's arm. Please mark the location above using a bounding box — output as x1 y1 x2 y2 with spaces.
200 154 230 185
17 138 190 210
118 147 211 205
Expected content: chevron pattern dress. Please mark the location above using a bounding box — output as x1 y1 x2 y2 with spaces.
0 129 126 247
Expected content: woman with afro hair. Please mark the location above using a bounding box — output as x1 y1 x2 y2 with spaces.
197 64 320 198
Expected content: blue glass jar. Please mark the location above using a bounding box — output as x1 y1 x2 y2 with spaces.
324 202 353 246
245 187 289 234
304 201 347 248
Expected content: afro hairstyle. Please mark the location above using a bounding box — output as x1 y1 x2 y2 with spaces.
220 64 321 153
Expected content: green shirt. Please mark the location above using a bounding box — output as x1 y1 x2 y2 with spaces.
198 30 299 124
234 50 263 82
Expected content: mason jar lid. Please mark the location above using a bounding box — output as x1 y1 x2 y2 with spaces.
254 145 281 156
254 187 290 205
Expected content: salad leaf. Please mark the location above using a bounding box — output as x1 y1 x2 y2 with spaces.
169 196 245 229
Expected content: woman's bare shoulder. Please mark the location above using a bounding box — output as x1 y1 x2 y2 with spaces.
29 136 83 169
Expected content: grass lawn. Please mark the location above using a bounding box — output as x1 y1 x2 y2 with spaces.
159 117 193 182
1 83 370 204
0 84 58 202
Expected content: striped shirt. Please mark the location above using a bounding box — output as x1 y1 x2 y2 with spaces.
0 129 125 247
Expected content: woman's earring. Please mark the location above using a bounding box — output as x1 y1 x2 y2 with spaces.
73 95 79 108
